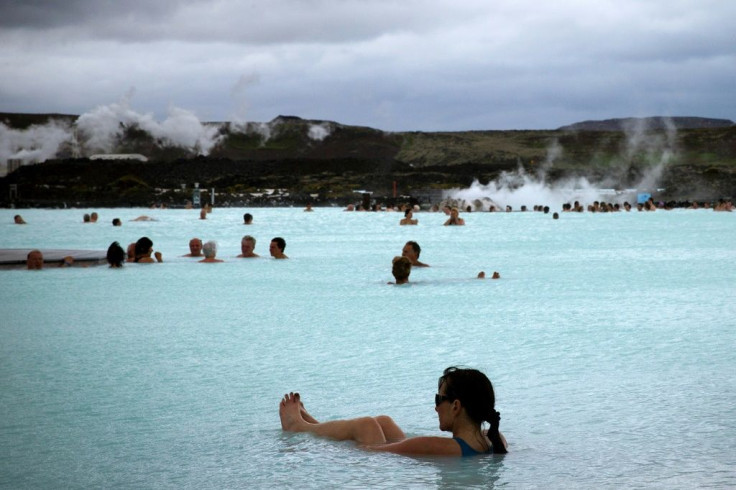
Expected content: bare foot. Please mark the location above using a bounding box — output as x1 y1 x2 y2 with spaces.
298 395 319 424
279 392 309 432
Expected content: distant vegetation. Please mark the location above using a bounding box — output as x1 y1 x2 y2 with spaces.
1 113 735 207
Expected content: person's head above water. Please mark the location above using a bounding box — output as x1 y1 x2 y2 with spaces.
188 238 203 256
270 237 287 258
134 237 153 260
202 240 217 259
391 256 411 284
240 235 258 257
403 241 420 258
126 242 136 261
107 241 125 268
26 249 43 270
402 241 428 267
437 366 507 454
243 213 253 224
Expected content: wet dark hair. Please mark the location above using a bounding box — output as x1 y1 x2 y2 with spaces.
404 209 412 217
134 236 153 262
439 366 507 454
271 237 286 251
244 213 253 223
106 241 125 267
405 240 421 257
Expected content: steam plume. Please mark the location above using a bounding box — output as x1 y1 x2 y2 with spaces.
447 119 678 209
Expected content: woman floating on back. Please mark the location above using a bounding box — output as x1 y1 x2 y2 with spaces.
279 366 507 456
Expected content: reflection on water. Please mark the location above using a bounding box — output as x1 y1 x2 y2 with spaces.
1 208 735 488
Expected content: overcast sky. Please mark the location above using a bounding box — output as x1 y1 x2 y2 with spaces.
0 0 734 131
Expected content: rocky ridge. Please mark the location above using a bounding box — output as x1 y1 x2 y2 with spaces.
1 114 735 207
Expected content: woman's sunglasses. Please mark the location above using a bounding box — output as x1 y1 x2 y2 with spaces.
435 394 454 406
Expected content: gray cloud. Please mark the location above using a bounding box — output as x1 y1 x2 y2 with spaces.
0 0 185 29
0 0 734 131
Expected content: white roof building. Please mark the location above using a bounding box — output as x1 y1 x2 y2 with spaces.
89 154 148 162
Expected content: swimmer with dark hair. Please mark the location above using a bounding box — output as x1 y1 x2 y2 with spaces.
134 236 162 263
14 214 26 224
279 366 508 456
269 237 288 259
402 241 429 267
107 242 125 268
399 209 418 225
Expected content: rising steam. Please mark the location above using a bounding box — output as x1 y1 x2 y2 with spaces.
308 123 332 141
1 95 224 173
0 119 74 168
446 119 678 209
75 97 222 154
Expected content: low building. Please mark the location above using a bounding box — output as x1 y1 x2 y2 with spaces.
89 154 148 162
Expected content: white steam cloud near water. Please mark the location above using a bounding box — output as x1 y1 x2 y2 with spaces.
1 95 333 174
2 97 675 204
445 121 677 209
1 97 225 172
0 119 74 167
75 101 222 155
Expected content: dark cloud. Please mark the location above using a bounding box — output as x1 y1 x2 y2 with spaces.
0 0 734 131
0 0 185 29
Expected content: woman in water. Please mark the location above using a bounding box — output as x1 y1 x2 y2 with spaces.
279 366 507 456
443 207 465 226
106 241 125 268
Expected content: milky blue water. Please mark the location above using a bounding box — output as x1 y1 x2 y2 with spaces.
1 207 735 489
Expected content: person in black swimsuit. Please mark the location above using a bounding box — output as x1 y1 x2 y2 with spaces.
279 366 508 456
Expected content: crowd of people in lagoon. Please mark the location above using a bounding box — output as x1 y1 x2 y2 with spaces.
13 195 733 272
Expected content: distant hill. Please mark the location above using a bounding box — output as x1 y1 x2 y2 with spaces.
558 117 734 131
0 112 78 129
2 112 736 206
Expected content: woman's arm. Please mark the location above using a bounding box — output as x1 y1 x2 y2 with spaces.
365 436 461 456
